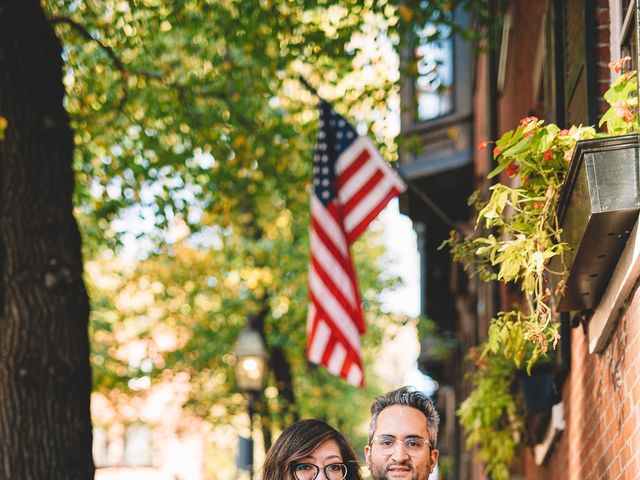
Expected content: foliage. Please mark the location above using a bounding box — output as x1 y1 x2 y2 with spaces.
447 120 596 369
87 223 399 447
41 0 494 451
457 349 521 480
599 67 639 134
449 62 638 478
43 0 408 442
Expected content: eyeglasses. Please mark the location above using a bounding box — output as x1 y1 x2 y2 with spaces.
371 436 432 455
291 462 348 480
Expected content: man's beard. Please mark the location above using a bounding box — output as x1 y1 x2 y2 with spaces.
369 460 423 480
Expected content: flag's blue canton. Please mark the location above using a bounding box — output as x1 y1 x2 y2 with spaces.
313 101 358 206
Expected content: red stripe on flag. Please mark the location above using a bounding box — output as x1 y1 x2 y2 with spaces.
308 296 360 357
307 299 363 384
341 169 384 217
335 149 371 190
307 102 405 387
346 186 403 244
310 256 359 320
311 216 353 273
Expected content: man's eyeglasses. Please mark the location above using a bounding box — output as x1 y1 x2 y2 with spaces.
371 435 432 455
291 462 348 480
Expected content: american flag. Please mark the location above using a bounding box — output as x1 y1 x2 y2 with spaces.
307 100 406 387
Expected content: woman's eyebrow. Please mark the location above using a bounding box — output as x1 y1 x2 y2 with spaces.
297 455 317 462
324 454 342 460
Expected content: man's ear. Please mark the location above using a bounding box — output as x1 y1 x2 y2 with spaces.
364 444 371 465
429 448 440 473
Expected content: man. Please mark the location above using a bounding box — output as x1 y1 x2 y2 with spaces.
365 386 439 480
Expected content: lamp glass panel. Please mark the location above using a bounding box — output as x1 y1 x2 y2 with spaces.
235 354 267 392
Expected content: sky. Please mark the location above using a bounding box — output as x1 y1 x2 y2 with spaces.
376 199 439 397
378 198 421 317
377 201 439 480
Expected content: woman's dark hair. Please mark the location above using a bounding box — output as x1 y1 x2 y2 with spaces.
261 418 363 480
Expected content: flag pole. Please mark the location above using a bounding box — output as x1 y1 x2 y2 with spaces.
298 76 468 237
299 76 320 98
393 166 467 236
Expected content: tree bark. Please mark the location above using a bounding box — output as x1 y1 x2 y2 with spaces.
0 1 94 478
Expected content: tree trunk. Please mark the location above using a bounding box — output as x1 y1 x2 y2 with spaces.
0 1 94 478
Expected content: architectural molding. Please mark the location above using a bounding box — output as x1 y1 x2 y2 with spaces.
589 213 640 353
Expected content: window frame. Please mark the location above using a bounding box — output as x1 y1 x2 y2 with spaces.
412 22 456 124
610 0 637 71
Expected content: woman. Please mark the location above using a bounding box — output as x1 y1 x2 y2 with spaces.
261 418 364 480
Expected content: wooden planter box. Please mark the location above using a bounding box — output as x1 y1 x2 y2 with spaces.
551 134 640 312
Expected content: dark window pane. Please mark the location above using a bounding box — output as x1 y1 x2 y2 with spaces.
621 11 637 70
623 0 632 19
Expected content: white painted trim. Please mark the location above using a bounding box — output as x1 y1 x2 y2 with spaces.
621 0 637 46
532 8 547 105
609 0 623 71
589 213 640 353
497 12 511 94
533 402 566 465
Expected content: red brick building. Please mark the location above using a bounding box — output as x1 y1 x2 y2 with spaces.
400 1 640 478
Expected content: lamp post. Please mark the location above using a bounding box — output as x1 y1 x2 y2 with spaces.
234 326 267 480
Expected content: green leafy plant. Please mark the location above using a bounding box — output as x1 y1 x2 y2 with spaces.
0 116 7 141
449 60 638 479
447 120 597 369
457 349 521 480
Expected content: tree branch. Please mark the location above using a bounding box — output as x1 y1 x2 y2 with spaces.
49 15 129 111
49 15 125 71
48 15 256 128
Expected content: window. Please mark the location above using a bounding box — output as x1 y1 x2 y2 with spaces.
414 23 454 122
611 0 637 70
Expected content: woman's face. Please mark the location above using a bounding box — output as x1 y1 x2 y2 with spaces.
291 438 345 480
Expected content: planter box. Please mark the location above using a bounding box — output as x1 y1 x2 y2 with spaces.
551 134 640 312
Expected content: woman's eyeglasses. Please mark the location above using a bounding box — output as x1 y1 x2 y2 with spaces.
292 462 348 480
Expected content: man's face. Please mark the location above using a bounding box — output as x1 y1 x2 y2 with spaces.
364 405 439 480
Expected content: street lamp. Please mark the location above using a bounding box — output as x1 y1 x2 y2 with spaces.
234 326 268 480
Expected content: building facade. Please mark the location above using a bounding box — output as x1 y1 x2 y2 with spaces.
400 1 640 478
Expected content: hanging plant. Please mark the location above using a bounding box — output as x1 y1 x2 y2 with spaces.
447 60 638 479
446 120 597 369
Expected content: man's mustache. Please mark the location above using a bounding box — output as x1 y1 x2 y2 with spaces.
386 460 414 471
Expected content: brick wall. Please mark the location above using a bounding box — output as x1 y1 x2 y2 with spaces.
523 2 640 478
525 280 640 480
466 1 640 478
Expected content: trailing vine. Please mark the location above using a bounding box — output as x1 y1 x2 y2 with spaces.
448 60 638 479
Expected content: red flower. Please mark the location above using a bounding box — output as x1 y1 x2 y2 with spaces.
474 357 487 367
558 129 570 137
615 101 634 122
608 56 631 74
519 116 538 126
493 145 503 156
524 129 535 138
478 140 491 151
543 149 554 162
533 200 545 209
505 161 520 176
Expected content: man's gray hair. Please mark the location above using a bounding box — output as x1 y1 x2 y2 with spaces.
368 386 439 446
